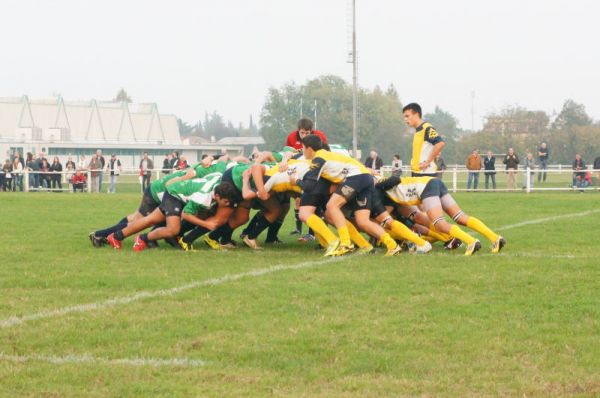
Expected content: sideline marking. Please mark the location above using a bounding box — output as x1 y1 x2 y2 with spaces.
496 209 600 231
0 352 206 367
0 257 344 329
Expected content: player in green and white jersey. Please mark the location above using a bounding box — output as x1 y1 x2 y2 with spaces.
107 173 239 251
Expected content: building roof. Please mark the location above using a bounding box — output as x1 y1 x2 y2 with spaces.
0 96 181 145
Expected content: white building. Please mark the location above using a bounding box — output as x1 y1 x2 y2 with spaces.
0 96 262 168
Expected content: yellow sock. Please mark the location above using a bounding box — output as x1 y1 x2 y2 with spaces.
337 225 351 246
306 215 337 245
347 221 370 249
449 225 476 245
380 233 397 251
428 224 452 242
422 235 436 243
466 217 499 243
388 220 427 246
314 231 328 247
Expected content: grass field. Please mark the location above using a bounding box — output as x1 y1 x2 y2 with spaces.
0 191 599 396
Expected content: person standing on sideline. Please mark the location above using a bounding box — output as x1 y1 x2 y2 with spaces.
503 148 519 190
403 103 445 177
434 153 447 179
139 152 153 191
107 154 122 193
572 154 586 187
364 150 383 172
50 156 63 190
483 151 496 190
391 154 402 176
169 151 179 170
162 153 172 175
537 142 549 183
12 156 23 191
78 154 87 170
88 154 101 192
65 156 76 192
96 150 105 192
466 149 482 190
523 152 536 189
593 155 600 184
2 159 12 191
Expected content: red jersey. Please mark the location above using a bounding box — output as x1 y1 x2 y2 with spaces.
285 130 328 150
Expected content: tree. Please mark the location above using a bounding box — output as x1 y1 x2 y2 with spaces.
423 106 462 162
552 99 592 130
114 88 132 103
177 118 194 136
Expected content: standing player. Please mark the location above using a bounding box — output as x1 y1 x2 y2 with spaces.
403 103 445 177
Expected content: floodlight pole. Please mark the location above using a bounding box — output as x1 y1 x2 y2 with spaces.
351 0 358 158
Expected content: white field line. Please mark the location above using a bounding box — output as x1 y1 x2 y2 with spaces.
0 352 206 367
496 208 600 231
0 257 344 329
1 208 598 330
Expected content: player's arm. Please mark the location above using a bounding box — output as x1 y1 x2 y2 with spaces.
165 169 195 187
253 151 277 164
231 155 249 163
250 163 269 200
419 127 445 170
241 168 258 200
375 175 401 191
182 211 219 230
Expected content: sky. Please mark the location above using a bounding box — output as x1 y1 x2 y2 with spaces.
0 0 598 130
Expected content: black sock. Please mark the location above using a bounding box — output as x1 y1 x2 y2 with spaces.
220 223 234 243
183 226 210 244
308 228 314 236
294 209 302 231
140 233 150 243
248 214 271 239
266 219 284 242
114 230 125 241
95 218 128 238
242 212 261 236
179 220 195 236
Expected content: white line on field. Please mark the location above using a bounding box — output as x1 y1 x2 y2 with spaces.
0 352 206 367
496 208 600 231
0 257 345 329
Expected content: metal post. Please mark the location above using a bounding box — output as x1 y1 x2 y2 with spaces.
87 171 92 193
452 167 457 193
526 167 531 193
351 0 358 158
24 169 29 192
314 100 317 129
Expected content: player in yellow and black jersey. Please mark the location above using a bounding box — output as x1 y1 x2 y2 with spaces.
403 103 446 177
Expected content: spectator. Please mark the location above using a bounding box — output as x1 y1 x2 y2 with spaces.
26 153 38 189
139 152 153 191
40 158 51 189
170 151 179 169
503 148 519 190
162 153 172 175
391 154 402 176
434 153 447 179
364 150 383 172
466 149 482 190
13 152 24 170
12 156 23 191
107 154 122 193
483 150 496 190
523 152 536 189
1 159 11 191
65 156 76 192
177 155 188 170
88 154 101 192
593 155 600 185
50 156 63 191
537 142 549 183
72 170 87 192
285 118 328 150
78 154 87 170
572 154 586 188
96 150 106 192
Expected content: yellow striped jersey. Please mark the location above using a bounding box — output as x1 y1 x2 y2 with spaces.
381 176 434 205
411 122 443 174
306 149 370 183
263 159 310 194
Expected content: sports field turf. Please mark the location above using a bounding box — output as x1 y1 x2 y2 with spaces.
0 191 599 396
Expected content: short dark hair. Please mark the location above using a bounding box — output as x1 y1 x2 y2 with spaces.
297 118 314 131
201 154 209 160
214 182 240 206
402 103 422 117
394 154 400 159
302 134 323 151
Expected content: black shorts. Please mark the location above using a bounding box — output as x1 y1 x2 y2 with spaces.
335 174 373 201
300 179 331 207
221 167 236 189
158 192 185 218
138 186 159 216
421 178 449 200
370 188 388 219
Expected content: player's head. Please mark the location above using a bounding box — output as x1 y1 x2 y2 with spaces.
403 103 422 128
301 134 323 159
214 182 240 208
297 118 314 139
